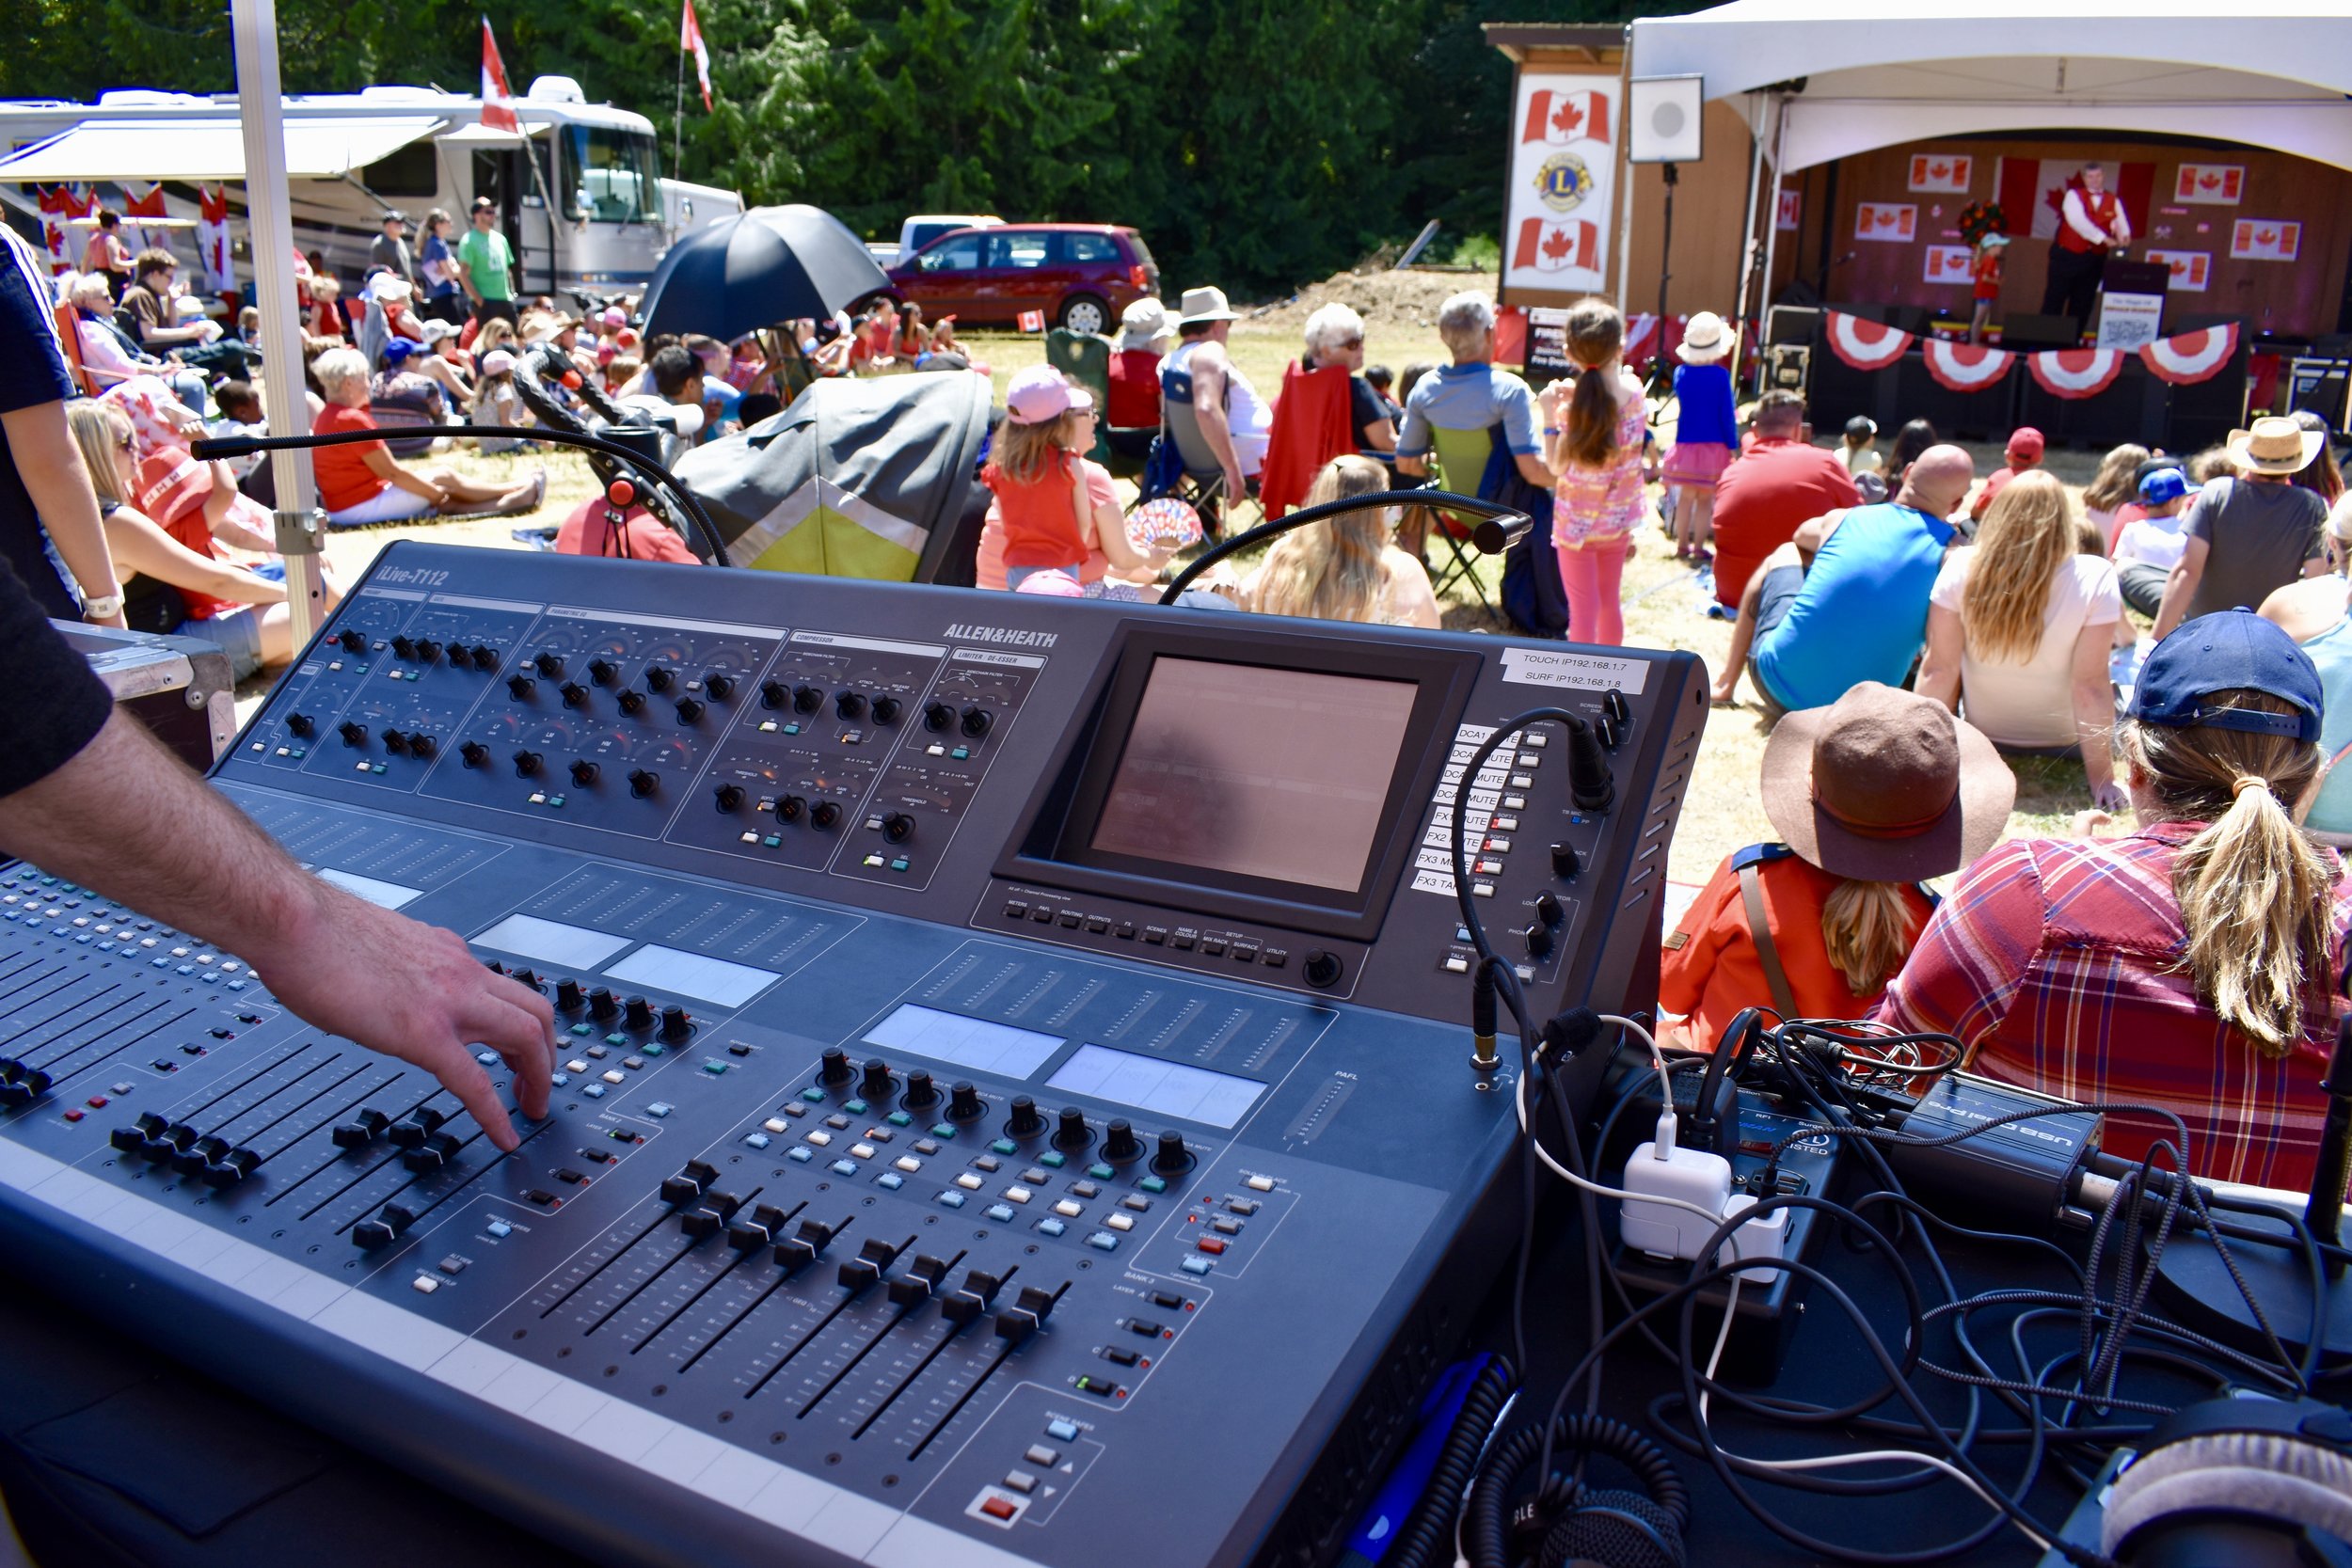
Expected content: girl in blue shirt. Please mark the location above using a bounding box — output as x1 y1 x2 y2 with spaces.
1662 309 1740 563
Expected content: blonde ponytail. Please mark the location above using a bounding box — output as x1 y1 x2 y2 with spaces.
2121 693 2335 1055
1820 879 1922 995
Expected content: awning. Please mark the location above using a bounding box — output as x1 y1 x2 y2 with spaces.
0 116 445 183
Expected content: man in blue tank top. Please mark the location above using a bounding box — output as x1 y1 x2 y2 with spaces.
1710 445 1975 713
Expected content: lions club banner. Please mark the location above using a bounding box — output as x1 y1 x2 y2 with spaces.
1503 73 1618 297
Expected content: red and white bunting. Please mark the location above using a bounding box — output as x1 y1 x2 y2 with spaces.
1824 310 1914 371
1922 340 2013 392
2029 348 2125 400
2139 325 2240 387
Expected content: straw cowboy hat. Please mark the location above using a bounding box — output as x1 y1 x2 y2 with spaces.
1120 296 1174 350
1177 286 1239 326
1676 310 1737 364
1759 682 2013 882
2225 416 2325 476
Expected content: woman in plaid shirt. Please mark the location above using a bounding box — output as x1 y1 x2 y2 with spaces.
1879 609 2352 1193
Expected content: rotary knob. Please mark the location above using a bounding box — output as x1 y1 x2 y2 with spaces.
810 800 841 830
759 679 788 709
409 734 437 759
381 729 408 754
1535 891 1564 927
903 1069 939 1108
1051 1106 1091 1152
625 995 654 1030
675 696 706 724
660 1005 691 1042
834 690 866 721
870 695 901 724
792 684 823 713
414 639 442 663
948 1081 985 1121
705 674 736 700
617 688 645 715
391 635 417 658
338 721 367 746
1102 1119 1142 1163
1603 688 1631 726
286 712 315 737
774 794 805 824
506 673 536 700
511 968 539 990
1522 921 1555 959
469 643 498 670
1550 842 1581 879
1302 949 1344 989
628 768 659 798
533 652 564 678
588 986 618 1022
512 749 542 777
924 701 955 732
561 681 588 707
645 666 675 692
882 812 915 844
459 740 487 768
337 628 366 653
1006 1095 1044 1138
714 782 745 812
569 759 599 786
588 657 618 686
861 1058 895 1100
960 706 993 738
1152 1130 1195 1176
555 978 584 1010
818 1047 854 1086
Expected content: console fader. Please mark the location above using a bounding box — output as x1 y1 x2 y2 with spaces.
0 544 1703 1568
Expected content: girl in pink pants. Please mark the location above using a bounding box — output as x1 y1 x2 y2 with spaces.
1541 299 1648 647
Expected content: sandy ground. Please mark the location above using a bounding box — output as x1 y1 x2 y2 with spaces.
258 304 2117 887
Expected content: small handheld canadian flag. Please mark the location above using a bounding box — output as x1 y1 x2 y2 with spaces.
1520 88 1610 148
480 18 519 134
1016 309 1046 334
1512 216 1597 275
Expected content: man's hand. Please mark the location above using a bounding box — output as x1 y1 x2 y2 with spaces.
246 892 555 1150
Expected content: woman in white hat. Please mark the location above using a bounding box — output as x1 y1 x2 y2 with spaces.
1105 297 1172 456
1661 309 1739 564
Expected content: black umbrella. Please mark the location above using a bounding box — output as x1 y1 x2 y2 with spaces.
638 204 890 341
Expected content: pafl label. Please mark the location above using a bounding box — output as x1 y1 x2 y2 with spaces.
1500 648 1648 693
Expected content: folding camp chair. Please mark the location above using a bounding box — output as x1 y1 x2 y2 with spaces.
1256 361 1354 518
54 301 102 398
1045 328 1112 465
1424 423 1506 615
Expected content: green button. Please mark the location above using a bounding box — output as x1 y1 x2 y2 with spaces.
570 1022 594 1036
703 1060 729 1075
887 1110 913 1126
951 746 970 760
606 1032 628 1046
802 1087 828 1102
889 858 910 873
548 794 565 807
930 1123 957 1140
762 835 782 847
642 1042 664 1056
290 746 307 758
844 1099 867 1115
370 762 387 774
1089 1163 1115 1181
783 722 801 736
990 1138 1017 1155
1139 1175 1167 1194
1039 1150 1066 1168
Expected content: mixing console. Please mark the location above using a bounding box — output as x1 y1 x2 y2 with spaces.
0 545 1703 1568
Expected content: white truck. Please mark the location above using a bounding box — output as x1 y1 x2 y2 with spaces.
866 212 1002 270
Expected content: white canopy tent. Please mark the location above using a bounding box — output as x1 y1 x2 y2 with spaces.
1626 0 2352 325
0 116 444 183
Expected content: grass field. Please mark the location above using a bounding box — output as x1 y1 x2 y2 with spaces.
294 309 2118 888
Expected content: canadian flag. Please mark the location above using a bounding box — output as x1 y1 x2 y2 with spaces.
2230 220 2300 262
1907 154 1972 194
1512 216 1598 275
1922 245 1973 284
680 0 713 112
1521 88 1611 148
1922 341 2013 392
2140 325 2239 387
1775 189 1800 231
1854 202 1915 243
2029 348 2125 400
481 19 520 134
2172 164 2243 205
1824 310 1914 371
2143 249 2211 293
1016 309 1046 333
1994 157 2153 243
36 186 75 272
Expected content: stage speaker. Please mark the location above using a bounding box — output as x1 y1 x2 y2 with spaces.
2003 313 2083 351
1888 305 1931 337
1764 306 1820 347
1628 75 1703 164
1764 343 1810 393
2288 358 2351 436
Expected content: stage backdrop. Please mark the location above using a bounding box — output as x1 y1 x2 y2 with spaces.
1770 135 2352 337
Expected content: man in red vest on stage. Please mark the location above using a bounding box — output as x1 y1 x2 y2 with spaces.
2038 163 2132 337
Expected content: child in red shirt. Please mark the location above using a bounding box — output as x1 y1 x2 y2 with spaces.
983 367 1158 592
1968 232 2009 345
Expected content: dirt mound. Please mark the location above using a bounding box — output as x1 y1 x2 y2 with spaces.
1240 265 1491 336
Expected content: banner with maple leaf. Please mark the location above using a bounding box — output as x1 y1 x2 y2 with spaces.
1502 73 1619 296
1520 88 1611 149
1907 154 1971 195
2142 250 2210 293
2229 220 2300 262
2172 164 2243 205
1854 202 1916 244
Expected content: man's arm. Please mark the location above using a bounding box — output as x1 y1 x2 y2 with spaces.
1790 509 1844 560
2060 188 2110 247
452 243 483 306
361 444 446 504
2151 533 2208 640
0 710 554 1146
4 401 122 625
1188 344 1246 495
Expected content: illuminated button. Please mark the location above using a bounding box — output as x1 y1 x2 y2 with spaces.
551 1072 571 1086
1052 1199 1083 1218
1181 1256 1213 1275
744 1132 771 1149
955 1173 983 1190
938 1190 967 1209
805 1130 833 1147
565 1059 589 1074
1104 1213 1135 1232
1486 836 1512 852
991 1138 1018 1155
602 1069 626 1085
763 1117 789 1134
1495 815 1520 831
985 1204 1015 1223
1197 1237 1227 1255
581 1084 606 1099
646 1102 674 1118
831 1159 858 1176
1038 1151 1066 1168
1004 1185 1033 1204
1038 1217 1067 1237
980 1497 1018 1522
1088 1164 1115 1181
788 1147 813 1163
864 1127 894 1142
1046 1419 1080 1442
1086 1232 1119 1252
1138 1175 1167 1195
876 1172 904 1190
896 1156 923 1173
1475 859 1503 876
1247 1175 1276 1192
888 1111 913 1127
850 1142 876 1159
412 1275 441 1294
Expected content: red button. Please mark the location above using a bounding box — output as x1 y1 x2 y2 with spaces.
980 1496 1018 1521
62 1108 84 1122
87 1095 108 1108
1198 1237 1226 1255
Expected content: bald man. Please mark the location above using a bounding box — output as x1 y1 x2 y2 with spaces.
1711 444 1975 714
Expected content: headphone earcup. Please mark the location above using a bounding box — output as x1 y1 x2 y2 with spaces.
2104 1429 2352 1561
1541 1486 1686 1568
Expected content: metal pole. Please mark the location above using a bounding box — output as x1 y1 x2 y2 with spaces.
229 0 323 647
1756 98 1788 399
1733 94 1768 332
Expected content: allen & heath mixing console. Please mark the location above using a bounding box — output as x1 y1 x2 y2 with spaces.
0 544 1702 1567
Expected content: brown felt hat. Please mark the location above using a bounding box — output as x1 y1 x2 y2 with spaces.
1759 682 2014 882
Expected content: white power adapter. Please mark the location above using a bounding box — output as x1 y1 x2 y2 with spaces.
1620 1134 1734 1261
1718 1192 1791 1279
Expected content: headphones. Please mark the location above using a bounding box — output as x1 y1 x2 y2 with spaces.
1474 1414 1691 1568
2104 1397 2352 1566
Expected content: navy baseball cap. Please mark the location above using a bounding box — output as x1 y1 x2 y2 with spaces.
2138 467 2188 504
2133 610 2322 742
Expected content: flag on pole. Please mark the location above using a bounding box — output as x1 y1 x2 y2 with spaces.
481 18 520 133
681 0 713 112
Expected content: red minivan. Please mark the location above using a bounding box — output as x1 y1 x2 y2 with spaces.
885 223 1158 336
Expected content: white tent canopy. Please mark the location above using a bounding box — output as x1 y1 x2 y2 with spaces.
0 116 443 183
1628 1 2352 172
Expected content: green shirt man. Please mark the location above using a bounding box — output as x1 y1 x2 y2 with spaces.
454 205 516 308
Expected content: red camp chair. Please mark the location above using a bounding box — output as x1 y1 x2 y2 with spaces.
54 300 102 398
1257 360 1355 518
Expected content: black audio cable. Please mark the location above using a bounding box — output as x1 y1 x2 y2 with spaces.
1380 1355 1520 1568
